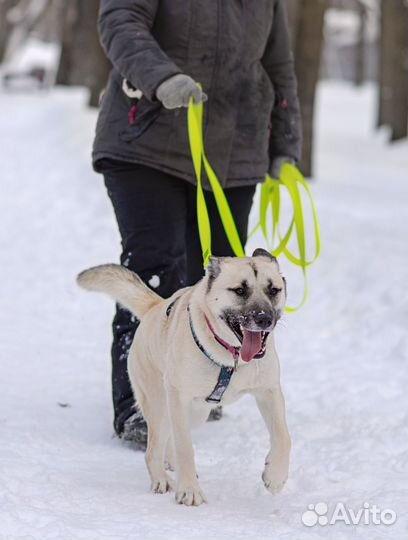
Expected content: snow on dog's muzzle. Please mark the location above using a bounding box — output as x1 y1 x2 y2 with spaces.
224 309 276 362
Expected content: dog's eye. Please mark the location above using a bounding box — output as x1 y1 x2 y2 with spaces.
268 287 281 297
234 287 246 297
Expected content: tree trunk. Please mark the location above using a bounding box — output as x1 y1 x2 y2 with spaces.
378 0 395 128
294 0 327 178
56 0 79 85
354 1 367 87
388 0 408 141
56 0 111 106
286 0 301 49
87 3 111 107
1 0 50 62
33 0 66 43
378 0 408 139
0 0 19 62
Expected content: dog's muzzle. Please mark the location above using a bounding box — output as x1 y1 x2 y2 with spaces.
224 310 277 363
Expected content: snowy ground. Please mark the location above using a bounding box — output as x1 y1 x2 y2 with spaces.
0 82 407 540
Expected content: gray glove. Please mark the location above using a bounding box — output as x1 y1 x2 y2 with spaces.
156 74 207 110
269 156 295 180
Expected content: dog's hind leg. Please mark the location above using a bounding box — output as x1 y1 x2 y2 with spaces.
254 385 291 494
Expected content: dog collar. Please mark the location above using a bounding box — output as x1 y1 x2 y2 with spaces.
204 314 240 363
187 306 238 403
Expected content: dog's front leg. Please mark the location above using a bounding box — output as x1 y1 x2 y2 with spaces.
167 386 206 506
255 385 291 494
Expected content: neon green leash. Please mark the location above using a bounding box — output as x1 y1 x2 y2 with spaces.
250 166 321 312
188 99 321 312
188 98 246 267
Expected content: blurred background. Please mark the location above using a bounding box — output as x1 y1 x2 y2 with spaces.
0 0 407 176
1 2 407 539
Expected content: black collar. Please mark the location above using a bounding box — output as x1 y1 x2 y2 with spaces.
188 306 237 403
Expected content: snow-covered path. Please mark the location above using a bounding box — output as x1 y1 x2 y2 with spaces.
0 84 407 540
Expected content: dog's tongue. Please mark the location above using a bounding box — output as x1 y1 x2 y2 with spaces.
241 330 262 362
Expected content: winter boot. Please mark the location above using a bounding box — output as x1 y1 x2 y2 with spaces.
117 406 148 451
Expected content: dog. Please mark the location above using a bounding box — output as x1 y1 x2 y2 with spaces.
77 248 291 506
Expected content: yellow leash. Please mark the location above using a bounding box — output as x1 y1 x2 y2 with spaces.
188 98 246 267
188 99 321 312
249 166 321 311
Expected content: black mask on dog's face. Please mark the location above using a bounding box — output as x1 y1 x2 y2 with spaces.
204 251 286 362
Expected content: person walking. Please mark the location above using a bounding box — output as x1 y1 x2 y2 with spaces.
92 0 302 448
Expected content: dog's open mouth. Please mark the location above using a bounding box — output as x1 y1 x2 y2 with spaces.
228 320 270 363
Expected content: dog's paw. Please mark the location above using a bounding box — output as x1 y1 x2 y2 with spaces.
262 464 288 495
151 473 175 494
175 483 206 506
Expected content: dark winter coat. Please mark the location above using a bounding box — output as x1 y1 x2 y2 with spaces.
93 0 302 188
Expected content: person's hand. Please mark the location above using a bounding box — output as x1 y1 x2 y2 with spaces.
156 74 207 109
269 156 295 180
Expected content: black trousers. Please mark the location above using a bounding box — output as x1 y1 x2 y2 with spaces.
103 161 256 433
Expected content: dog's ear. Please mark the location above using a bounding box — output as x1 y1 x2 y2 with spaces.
206 257 221 279
205 257 222 291
282 275 287 297
252 248 277 263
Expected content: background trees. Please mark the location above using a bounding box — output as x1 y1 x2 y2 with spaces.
56 0 110 107
0 0 407 176
289 0 328 177
378 0 408 141
287 0 408 175
0 0 19 62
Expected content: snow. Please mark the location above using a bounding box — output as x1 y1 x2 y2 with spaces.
325 7 379 45
1 82 407 540
1 37 59 79
148 275 161 289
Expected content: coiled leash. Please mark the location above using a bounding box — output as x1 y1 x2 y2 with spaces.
188 99 321 312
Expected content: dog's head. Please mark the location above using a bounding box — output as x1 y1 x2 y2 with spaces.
203 248 287 363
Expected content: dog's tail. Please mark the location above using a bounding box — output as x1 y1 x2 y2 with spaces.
77 264 162 319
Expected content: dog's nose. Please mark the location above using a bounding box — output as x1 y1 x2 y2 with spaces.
254 312 274 330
